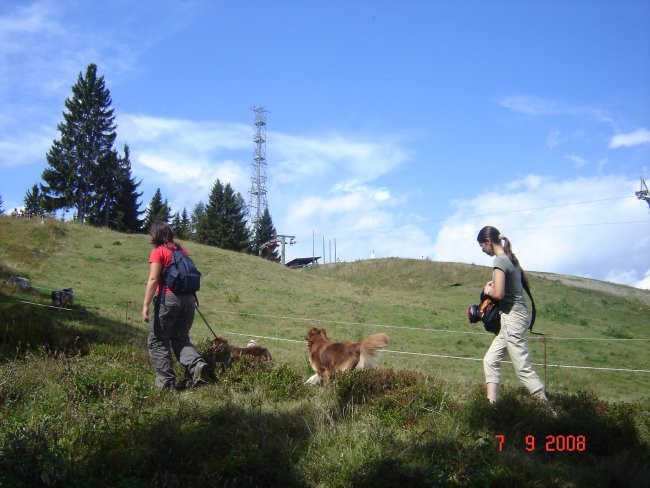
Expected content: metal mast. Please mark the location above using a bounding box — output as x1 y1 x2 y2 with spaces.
248 106 269 229
636 177 650 210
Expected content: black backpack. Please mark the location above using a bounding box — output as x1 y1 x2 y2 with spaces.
161 244 201 295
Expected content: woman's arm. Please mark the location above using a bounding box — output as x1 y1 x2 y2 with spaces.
142 262 162 323
484 268 505 301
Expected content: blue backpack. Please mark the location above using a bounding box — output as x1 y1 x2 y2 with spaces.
161 244 201 295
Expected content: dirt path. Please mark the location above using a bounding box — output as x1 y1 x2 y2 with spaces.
531 271 650 304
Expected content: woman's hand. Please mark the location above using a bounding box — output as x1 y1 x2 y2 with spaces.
483 281 495 297
142 261 162 323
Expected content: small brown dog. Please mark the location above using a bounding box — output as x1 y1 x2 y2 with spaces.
211 336 272 361
304 327 389 387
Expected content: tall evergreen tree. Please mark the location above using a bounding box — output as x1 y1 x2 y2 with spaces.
196 180 225 246
143 188 171 231
171 209 191 241
191 202 206 241
253 208 280 261
87 148 120 226
176 208 192 240
41 63 117 224
24 184 45 217
197 179 250 251
171 211 182 237
221 185 250 251
110 145 144 232
0 195 4 214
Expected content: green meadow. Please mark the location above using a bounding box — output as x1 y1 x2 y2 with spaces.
1 216 649 487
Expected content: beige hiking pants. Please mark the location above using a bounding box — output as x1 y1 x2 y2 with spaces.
483 307 544 394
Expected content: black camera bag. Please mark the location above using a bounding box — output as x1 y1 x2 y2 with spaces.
477 293 501 334
471 279 536 335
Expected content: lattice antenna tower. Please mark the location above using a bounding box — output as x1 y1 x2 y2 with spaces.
248 106 269 229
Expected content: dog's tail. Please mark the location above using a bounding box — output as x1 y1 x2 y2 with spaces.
357 333 390 369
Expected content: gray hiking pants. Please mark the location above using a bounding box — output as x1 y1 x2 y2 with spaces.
147 292 204 388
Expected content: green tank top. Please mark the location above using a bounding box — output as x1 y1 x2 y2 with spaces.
493 253 526 313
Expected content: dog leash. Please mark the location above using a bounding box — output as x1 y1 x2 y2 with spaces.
194 301 219 340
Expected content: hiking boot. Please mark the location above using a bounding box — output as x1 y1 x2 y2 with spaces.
192 362 210 388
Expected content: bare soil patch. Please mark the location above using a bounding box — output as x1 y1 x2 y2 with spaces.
531 271 650 304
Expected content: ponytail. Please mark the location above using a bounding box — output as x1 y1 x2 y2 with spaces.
500 235 520 268
477 226 527 283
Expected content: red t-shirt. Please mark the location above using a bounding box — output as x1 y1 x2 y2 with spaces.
149 244 189 295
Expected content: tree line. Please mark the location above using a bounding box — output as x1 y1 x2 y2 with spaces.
7 63 279 261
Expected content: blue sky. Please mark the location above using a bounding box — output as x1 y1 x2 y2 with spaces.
1 0 649 288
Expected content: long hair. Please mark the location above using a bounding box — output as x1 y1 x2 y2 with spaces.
150 221 174 247
477 225 528 284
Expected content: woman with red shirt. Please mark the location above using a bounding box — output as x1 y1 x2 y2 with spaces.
142 221 209 389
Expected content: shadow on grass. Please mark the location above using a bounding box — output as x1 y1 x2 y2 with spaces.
0 289 143 360
461 386 650 486
3 402 311 488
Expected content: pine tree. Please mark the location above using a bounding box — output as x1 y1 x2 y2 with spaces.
24 185 45 217
143 188 171 231
196 180 225 246
253 208 280 261
171 210 192 240
221 187 250 251
191 202 206 241
171 211 182 237
178 208 192 240
110 145 144 233
41 63 117 224
0 195 4 214
197 179 250 251
87 148 120 226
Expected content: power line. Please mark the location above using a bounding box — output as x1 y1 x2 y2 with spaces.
312 195 639 237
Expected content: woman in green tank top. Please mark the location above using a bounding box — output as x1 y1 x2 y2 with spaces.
477 226 547 404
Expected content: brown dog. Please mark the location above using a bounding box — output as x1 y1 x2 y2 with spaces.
304 327 389 387
210 336 272 361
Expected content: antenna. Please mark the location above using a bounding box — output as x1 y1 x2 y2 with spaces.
636 177 650 210
248 106 269 229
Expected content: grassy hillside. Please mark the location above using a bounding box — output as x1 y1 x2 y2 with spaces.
1 217 649 487
2 217 648 401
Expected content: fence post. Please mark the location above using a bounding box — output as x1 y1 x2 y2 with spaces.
541 335 548 388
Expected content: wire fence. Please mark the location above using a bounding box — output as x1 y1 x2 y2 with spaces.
4 296 650 376
198 308 650 375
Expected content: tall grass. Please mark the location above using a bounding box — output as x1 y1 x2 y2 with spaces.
1 216 649 486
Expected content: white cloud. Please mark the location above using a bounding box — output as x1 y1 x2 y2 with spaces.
499 96 563 116
499 95 616 127
271 132 409 186
0 126 55 167
609 129 650 148
431 175 650 288
636 269 650 290
117 113 413 239
565 154 588 168
117 114 253 212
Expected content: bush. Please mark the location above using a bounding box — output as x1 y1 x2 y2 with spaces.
333 368 447 427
